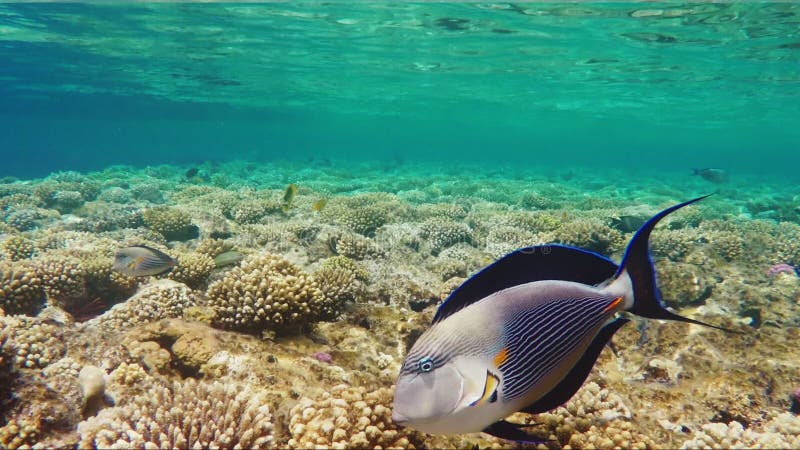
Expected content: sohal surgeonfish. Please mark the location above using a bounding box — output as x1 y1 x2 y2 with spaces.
392 195 735 442
112 245 178 277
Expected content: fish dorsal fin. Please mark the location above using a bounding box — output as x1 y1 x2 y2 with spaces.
521 317 629 415
432 244 619 324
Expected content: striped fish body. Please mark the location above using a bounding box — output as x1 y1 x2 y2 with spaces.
395 280 624 435
112 246 177 277
393 196 732 442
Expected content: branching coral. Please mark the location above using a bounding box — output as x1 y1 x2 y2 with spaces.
288 384 425 449
77 378 274 449
680 413 800 449
554 217 625 255
0 315 66 369
206 252 328 333
419 218 472 255
1 235 35 261
32 254 87 302
167 251 215 289
329 232 385 260
83 280 199 332
142 206 198 241
0 261 45 316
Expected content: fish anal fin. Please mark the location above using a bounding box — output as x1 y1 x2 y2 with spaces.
521 317 630 415
481 420 553 444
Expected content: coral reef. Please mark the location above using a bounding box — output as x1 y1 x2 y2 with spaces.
1 162 800 449
288 384 425 449
206 252 330 333
77 378 274 449
142 206 198 241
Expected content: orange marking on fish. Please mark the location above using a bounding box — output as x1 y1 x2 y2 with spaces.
493 347 509 368
128 256 145 269
603 296 624 314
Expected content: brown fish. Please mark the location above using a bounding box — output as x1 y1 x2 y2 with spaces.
112 245 177 277
312 198 328 212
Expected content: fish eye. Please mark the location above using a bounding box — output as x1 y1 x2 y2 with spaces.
418 357 434 373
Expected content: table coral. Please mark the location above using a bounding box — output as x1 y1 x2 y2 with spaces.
206 252 328 334
77 378 274 449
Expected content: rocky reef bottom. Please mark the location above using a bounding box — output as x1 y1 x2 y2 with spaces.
1 161 799 448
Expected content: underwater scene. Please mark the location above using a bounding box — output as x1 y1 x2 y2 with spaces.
1 2 800 449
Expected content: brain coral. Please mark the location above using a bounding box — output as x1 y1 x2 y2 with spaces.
288 384 424 449
206 252 329 333
77 378 274 449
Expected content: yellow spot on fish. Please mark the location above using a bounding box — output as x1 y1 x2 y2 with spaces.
312 198 328 212
470 371 499 407
493 347 509 368
128 256 145 269
603 296 624 314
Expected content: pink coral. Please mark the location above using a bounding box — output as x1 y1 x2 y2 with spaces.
767 263 798 277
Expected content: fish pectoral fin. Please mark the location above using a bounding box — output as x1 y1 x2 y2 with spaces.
481 420 553 444
469 370 500 407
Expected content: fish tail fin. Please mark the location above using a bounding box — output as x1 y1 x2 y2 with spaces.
609 195 735 333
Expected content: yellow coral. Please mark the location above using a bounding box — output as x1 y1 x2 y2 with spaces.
206 252 327 333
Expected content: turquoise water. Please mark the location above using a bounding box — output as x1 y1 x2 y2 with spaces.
1 2 798 178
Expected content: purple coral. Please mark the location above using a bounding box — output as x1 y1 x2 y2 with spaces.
767 263 798 277
313 351 333 364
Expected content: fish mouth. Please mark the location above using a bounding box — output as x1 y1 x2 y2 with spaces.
392 411 409 425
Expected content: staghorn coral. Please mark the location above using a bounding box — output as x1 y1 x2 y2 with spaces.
288 384 425 449
206 252 329 333
142 206 198 241
83 279 199 332
77 378 274 449
167 251 215 289
0 261 45 316
1 234 35 261
419 217 472 255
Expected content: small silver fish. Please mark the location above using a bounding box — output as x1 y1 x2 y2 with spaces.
392 196 734 442
113 245 177 277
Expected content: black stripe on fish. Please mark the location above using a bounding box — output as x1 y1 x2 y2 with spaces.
500 296 616 401
521 317 629 414
433 245 618 324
